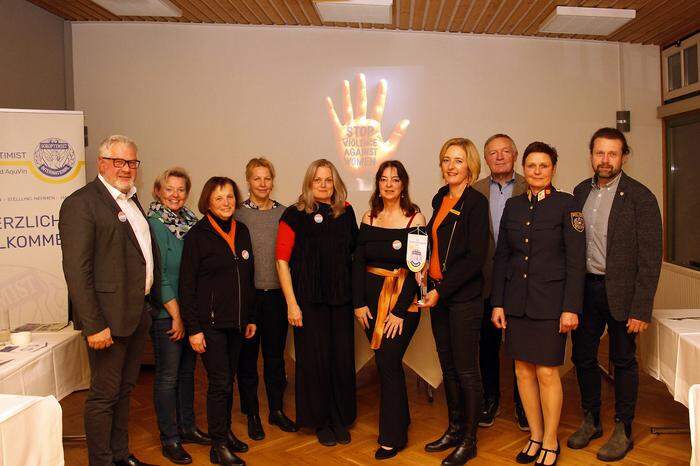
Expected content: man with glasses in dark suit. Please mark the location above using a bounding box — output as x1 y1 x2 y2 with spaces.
60 135 160 466
568 127 662 462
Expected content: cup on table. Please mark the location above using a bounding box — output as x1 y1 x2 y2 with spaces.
10 331 31 346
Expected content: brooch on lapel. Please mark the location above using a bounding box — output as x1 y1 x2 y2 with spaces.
570 212 585 233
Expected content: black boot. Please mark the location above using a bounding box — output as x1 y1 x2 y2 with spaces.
247 414 265 440
226 430 249 453
426 379 466 452
269 410 298 432
179 426 211 445
210 443 245 466
161 441 192 464
441 438 477 465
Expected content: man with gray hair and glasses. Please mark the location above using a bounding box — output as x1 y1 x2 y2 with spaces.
60 135 161 466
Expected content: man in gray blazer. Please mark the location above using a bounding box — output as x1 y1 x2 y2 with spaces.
568 127 662 462
472 134 528 430
60 135 160 466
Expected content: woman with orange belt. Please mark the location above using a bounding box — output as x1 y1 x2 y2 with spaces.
419 138 490 466
352 160 426 460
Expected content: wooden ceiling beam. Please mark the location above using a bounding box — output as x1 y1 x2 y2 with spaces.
449 0 474 33
474 0 503 34
26 0 75 20
461 0 488 33
412 0 428 30
622 0 698 44
485 0 521 34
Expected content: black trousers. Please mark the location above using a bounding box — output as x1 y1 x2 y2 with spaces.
85 306 151 466
430 296 483 441
237 289 289 415
364 311 420 448
294 301 356 429
201 327 244 444
479 298 522 406
572 275 639 424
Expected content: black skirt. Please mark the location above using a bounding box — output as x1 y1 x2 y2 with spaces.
505 314 566 367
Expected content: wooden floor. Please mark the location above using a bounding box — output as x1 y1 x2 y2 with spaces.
62 352 692 465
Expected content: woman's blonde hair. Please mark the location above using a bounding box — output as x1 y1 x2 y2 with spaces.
438 137 481 185
245 157 276 181
152 166 192 200
296 159 347 218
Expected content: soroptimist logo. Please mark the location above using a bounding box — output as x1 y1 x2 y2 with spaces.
33 138 76 178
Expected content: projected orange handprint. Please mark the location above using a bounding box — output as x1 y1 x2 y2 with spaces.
326 73 410 182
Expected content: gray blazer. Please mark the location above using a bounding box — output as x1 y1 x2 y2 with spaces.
59 177 161 337
573 172 662 322
472 172 527 299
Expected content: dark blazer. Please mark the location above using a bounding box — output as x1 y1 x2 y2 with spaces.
573 172 662 322
491 190 586 320
472 173 527 298
59 177 162 337
426 185 489 303
178 217 256 335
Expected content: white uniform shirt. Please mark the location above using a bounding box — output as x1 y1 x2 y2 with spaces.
98 174 154 295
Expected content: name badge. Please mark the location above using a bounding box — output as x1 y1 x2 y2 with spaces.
392 240 402 250
406 231 428 273
117 211 127 222
241 250 250 260
314 213 323 224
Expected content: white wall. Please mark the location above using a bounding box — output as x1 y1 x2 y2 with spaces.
71 23 662 216
0 0 66 110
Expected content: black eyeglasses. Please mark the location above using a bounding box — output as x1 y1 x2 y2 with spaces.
101 157 141 169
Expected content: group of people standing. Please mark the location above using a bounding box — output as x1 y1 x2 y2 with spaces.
59 126 661 466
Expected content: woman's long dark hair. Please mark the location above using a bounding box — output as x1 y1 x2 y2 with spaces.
369 160 419 219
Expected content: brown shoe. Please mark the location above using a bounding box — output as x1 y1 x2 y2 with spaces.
596 421 633 462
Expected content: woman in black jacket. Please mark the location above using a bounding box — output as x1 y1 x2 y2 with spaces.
180 176 257 466
491 142 585 466
419 138 489 466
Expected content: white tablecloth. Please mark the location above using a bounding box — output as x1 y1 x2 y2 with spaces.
0 394 64 466
0 326 90 400
640 308 700 407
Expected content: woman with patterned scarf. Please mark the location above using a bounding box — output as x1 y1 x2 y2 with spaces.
147 167 206 465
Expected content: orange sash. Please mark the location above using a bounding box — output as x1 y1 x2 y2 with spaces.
367 266 418 350
207 213 237 255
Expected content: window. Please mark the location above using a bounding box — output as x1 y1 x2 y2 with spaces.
665 111 700 271
684 44 698 86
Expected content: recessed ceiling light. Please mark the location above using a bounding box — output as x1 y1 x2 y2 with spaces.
313 0 393 25
539 6 636 36
91 0 182 17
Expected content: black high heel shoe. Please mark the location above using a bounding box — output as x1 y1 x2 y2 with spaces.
516 438 542 464
534 443 560 466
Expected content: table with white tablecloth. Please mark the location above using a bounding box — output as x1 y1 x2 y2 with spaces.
639 308 700 465
0 394 64 466
0 326 90 400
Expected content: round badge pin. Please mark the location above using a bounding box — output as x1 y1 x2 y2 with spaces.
117 211 127 222
241 250 249 260
392 240 402 250
314 213 323 224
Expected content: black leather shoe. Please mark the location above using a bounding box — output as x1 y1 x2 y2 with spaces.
375 445 405 460
515 438 542 464
316 426 337 446
478 396 501 427
114 455 157 466
269 410 298 432
425 427 465 452
247 414 265 440
535 443 559 466
162 442 192 465
179 427 212 445
441 439 477 465
330 423 351 444
515 403 530 432
226 431 249 453
210 443 245 466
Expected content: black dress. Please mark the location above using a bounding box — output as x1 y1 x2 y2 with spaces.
491 188 586 366
280 202 358 429
352 220 420 448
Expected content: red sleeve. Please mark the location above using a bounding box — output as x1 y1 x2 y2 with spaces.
275 220 296 261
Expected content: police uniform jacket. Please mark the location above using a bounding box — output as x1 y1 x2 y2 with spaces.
491 188 586 320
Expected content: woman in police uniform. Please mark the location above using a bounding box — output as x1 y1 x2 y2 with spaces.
491 142 585 466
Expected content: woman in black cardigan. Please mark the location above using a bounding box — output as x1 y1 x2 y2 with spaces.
419 138 489 466
179 176 257 466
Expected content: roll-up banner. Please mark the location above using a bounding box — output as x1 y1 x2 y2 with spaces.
0 109 86 328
